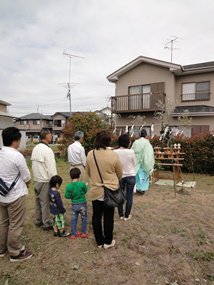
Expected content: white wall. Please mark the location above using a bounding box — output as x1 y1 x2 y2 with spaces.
0 130 26 150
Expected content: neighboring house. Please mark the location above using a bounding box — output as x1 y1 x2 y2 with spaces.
52 112 70 135
95 106 112 125
0 100 14 130
107 56 214 137
15 113 53 137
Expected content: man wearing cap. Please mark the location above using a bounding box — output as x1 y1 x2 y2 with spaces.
67 131 86 181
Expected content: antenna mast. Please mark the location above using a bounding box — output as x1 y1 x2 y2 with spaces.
63 51 84 117
164 36 179 63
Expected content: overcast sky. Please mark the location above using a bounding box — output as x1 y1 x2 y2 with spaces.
0 0 214 117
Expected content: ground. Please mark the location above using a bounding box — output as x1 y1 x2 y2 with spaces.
0 159 213 285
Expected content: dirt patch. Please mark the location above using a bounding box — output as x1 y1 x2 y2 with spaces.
0 169 213 285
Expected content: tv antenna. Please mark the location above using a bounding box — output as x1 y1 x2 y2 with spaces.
63 51 84 117
164 36 180 63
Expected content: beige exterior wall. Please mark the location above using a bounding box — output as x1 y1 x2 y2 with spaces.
115 62 176 104
15 119 52 131
115 63 177 135
0 105 7 113
175 72 214 106
113 62 214 137
0 116 14 129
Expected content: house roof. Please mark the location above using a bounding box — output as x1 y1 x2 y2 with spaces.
107 56 214 81
18 113 52 120
183 61 214 70
0 100 11 106
107 56 181 82
52 112 71 118
95 107 111 113
172 105 214 117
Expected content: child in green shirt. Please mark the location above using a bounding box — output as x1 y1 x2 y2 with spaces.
65 168 88 239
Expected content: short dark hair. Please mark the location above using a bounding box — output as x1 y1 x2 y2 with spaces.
118 134 130 148
70 167 81 179
140 129 147 138
49 175 63 188
94 130 111 149
39 128 51 140
2 127 22 146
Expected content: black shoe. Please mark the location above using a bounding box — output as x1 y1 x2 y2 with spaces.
59 231 70 237
136 190 145 195
42 225 53 231
10 250 33 262
35 222 43 227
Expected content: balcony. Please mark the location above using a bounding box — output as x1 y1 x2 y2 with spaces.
181 92 210 102
111 92 166 114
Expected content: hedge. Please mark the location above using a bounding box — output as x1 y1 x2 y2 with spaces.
150 134 214 175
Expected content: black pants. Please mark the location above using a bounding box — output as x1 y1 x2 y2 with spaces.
118 176 136 218
92 200 115 246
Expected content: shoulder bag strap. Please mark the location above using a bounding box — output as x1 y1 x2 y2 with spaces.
93 150 104 184
9 172 20 190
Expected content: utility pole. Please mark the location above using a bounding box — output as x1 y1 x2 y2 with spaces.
63 52 84 117
164 36 179 63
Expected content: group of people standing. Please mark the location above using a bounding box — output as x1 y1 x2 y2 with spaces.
0 126 154 262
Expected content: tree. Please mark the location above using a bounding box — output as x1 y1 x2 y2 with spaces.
59 112 111 155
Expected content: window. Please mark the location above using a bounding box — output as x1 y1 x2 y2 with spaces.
54 120 62 127
20 120 27 125
182 81 210 101
46 120 52 126
191 125 209 137
128 84 151 110
33 120 40 125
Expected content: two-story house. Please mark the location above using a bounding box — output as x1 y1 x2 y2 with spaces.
107 56 214 137
15 113 53 137
0 100 14 130
52 112 71 136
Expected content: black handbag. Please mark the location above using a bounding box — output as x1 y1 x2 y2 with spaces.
93 150 125 208
0 172 20 197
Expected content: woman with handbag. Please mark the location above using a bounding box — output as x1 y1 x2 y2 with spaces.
85 131 122 249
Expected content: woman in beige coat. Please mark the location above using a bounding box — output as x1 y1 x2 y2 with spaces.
85 131 122 249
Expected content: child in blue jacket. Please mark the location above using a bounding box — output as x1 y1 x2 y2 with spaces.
49 175 69 237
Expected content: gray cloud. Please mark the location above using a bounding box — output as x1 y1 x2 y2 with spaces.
0 0 214 116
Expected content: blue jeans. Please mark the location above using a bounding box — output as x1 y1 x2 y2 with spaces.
71 203 87 236
118 176 136 218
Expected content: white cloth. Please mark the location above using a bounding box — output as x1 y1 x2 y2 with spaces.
67 141 86 166
114 148 136 177
0 146 31 203
31 143 57 182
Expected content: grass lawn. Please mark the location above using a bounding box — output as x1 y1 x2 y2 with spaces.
0 158 214 285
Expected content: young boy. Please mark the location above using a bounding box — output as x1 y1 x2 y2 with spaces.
49 175 69 237
65 168 88 239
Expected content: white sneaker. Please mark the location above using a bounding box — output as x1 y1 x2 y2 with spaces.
120 216 124 220
124 215 132 221
104 240 115 249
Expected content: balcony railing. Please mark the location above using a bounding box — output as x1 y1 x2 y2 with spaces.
181 92 210 102
111 92 166 113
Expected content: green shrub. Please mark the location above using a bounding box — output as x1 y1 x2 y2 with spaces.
58 112 111 156
151 134 214 175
